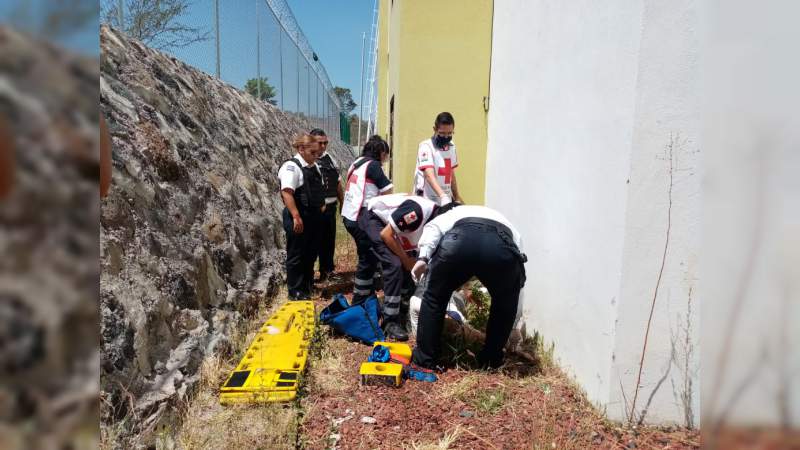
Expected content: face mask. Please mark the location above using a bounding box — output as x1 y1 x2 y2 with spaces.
434 135 452 148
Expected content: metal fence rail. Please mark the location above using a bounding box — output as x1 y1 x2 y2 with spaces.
101 0 344 140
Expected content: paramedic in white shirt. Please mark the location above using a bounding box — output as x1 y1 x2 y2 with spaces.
277 134 325 300
410 205 527 370
360 194 452 340
341 136 393 303
413 112 464 206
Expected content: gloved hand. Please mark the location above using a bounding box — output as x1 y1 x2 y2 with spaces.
411 259 428 283
440 195 452 206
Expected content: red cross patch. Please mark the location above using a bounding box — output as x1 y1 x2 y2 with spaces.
403 211 418 225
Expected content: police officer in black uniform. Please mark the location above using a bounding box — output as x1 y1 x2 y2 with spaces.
310 128 343 282
410 205 527 369
278 134 326 300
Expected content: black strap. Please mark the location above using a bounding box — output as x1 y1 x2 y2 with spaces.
361 302 383 341
454 217 527 263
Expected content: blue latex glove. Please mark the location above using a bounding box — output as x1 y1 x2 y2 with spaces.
368 345 391 363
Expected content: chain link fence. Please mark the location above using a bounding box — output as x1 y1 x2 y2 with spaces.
100 0 344 140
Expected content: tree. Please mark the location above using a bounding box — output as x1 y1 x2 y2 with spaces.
333 87 357 115
101 0 210 50
244 77 278 105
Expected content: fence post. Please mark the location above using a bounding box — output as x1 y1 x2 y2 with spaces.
358 32 366 147
296 50 300 112
256 0 261 100
214 0 220 79
117 0 124 29
279 30 284 108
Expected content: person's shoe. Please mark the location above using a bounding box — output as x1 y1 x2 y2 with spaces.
404 363 438 382
382 320 409 341
476 352 505 370
290 291 311 301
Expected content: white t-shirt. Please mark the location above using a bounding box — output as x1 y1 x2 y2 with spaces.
342 157 393 221
367 194 438 251
417 205 523 261
413 138 459 204
278 153 320 191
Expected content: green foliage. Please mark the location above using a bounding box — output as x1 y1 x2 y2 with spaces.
244 77 278 105
333 86 357 114
471 388 507 415
466 282 491 332
521 330 556 372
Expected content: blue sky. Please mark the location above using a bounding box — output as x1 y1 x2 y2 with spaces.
0 0 98 55
287 0 375 109
1 1 374 114
163 0 375 116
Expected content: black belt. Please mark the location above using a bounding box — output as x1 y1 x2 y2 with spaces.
453 217 527 264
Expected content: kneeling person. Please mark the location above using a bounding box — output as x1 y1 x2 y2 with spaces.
411 205 527 369
361 194 445 340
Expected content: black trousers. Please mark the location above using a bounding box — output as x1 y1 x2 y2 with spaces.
359 210 413 320
343 214 376 302
283 207 321 298
317 203 337 274
412 221 525 369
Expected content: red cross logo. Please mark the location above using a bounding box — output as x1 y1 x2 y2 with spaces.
399 236 414 250
437 158 453 184
347 173 358 187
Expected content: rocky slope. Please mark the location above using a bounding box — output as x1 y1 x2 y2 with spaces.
99 25 353 444
0 26 99 449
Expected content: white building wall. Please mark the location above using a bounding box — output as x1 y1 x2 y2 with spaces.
485 0 645 408
609 0 701 425
486 0 700 425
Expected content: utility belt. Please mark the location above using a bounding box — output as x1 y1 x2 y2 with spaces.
453 218 528 287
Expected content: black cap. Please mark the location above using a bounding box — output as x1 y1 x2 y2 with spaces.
391 200 425 232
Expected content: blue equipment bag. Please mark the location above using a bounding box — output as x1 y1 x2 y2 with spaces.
319 294 385 345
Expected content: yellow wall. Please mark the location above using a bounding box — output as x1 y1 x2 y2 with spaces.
376 0 493 204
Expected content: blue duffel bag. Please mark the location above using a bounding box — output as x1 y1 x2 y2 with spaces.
319 294 385 345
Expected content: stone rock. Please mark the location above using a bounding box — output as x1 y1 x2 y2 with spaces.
98 24 354 445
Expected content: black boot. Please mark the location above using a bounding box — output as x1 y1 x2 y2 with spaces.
383 319 409 341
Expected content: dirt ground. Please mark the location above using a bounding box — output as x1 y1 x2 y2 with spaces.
297 222 701 450
299 291 700 450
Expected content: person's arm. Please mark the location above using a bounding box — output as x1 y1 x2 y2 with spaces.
417 220 446 262
450 170 463 203
368 160 394 196
336 181 344 209
423 167 446 198
280 189 303 233
380 224 416 271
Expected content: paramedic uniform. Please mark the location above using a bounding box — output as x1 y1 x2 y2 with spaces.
317 152 341 276
412 206 527 369
341 156 393 301
413 137 458 205
278 154 325 299
362 194 437 320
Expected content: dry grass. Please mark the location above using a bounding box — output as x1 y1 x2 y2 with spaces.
174 289 304 450
306 334 350 396
405 426 463 450
437 374 480 402
333 217 357 273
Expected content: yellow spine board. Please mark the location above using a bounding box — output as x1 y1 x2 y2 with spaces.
360 362 403 387
219 301 316 405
